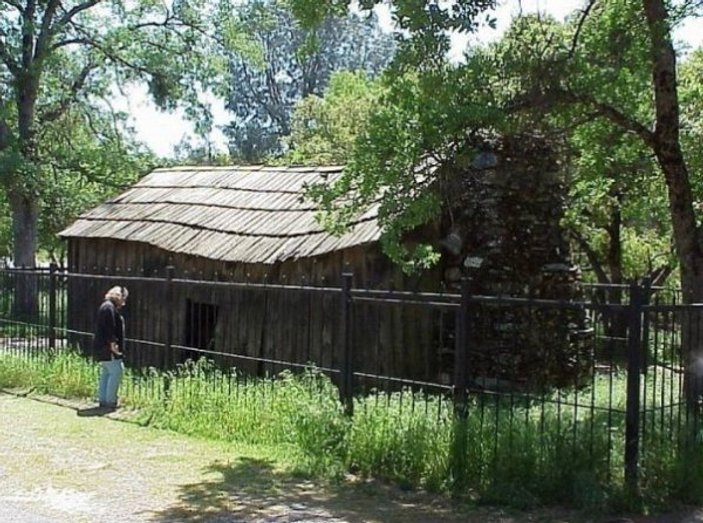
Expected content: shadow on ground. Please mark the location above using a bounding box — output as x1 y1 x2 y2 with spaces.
145 456 703 523
145 456 533 523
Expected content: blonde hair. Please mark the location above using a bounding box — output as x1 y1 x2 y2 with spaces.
105 286 128 303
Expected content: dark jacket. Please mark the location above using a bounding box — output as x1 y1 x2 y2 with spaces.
91 299 125 362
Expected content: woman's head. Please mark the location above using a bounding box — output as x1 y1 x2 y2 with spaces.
105 286 128 307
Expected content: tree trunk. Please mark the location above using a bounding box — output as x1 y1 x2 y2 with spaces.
655 152 703 301
9 192 38 269
9 191 38 318
12 77 40 316
642 0 703 302
642 0 703 405
605 197 627 351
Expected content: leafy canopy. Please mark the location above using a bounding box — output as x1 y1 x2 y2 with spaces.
0 0 231 261
222 0 395 163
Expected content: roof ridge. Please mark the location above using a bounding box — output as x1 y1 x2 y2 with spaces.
130 184 305 195
96 201 319 212
152 165 345 172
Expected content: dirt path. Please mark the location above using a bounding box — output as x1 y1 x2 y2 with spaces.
0 392 700 523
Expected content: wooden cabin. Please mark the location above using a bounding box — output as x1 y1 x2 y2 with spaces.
59 165 420 379
60 136 590 387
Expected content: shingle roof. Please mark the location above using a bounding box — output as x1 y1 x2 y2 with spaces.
59 165 381 264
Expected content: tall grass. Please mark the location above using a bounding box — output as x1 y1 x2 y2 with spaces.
1 348 701 511
0 348 96 398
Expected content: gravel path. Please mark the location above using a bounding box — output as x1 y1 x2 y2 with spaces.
0 392 536 523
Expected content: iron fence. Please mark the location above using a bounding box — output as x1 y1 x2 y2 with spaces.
0 265 700 495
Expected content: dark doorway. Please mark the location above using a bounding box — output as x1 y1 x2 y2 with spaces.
183 300 219 363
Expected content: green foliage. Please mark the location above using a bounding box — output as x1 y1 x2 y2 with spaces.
280 71 383 166
36 111 156 262
283 2 514 271
0 0 228 264
2 349 701 510
287 0 497 67
680 48 703 207
222 0 395 163
563 116 674 283
306 62 506 271
486 2 703 288
292 0 702 288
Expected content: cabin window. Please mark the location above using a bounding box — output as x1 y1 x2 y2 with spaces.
183 300 219 362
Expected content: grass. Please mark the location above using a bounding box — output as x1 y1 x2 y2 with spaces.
1 346 702 514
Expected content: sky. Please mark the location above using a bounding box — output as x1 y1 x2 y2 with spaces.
123 0 703 158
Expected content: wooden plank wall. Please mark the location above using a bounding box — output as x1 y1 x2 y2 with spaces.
66 238 443 383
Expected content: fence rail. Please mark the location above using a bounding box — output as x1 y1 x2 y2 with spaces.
0 265 700 496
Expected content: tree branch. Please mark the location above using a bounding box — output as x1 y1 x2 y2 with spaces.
34 0 61 63
550 88 657 147
21 0 37 70
63 22 152 75
649 263 674 287
570 228 611 284
57 0 103 28
38 61 98 124
568 0 598 58
588 95 657 147
642 0 681 145
50 37 91 51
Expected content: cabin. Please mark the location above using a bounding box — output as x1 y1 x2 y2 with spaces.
59 135 589 387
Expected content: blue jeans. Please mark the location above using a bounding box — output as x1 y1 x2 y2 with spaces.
98 359 124 407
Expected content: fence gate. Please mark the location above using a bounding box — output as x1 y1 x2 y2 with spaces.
636 288 702 490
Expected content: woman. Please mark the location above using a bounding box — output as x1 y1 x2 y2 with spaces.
92 286 128 409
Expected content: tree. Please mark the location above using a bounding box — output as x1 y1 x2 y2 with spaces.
222 0 395 162
293 1 703 402
297 6 505 270
279 70 382 166
565 118 674 290
36 109 156 265
0 0 223 273
171 135 231 166
297 0 703 301
495 14 677 289
504 0 702 301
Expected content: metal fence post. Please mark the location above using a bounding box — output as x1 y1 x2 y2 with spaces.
625 281 644 492
451 278 470 494
454 278 470 416
48 262 57 351
164 265 175 399
340 272 354 417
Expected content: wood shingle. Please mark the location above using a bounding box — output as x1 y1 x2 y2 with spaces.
60 165 381 263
